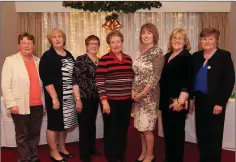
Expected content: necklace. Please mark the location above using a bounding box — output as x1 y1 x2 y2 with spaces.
94 59 98 65
87 53 98 65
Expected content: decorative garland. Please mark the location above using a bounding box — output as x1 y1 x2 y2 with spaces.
105 13 119 21
62 1 162 14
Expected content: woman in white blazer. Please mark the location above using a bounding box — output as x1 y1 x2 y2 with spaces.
1 32 45 162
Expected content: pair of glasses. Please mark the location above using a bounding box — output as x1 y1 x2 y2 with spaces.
88 43 99 46
172 37 184 41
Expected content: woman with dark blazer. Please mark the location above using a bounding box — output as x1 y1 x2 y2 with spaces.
159 28 193 162
191 28 235 162
39 28 77 162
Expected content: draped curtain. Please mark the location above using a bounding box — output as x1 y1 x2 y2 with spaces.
42 12 111 58
17 13 42 57
17 12 228 59
42 12 200 59
200 13 228 50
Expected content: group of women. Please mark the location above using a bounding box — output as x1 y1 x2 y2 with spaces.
1 23 235 162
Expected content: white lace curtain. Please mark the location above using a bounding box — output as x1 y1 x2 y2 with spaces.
42 12 200 59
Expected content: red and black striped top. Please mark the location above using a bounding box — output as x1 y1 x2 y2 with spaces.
96 51 134 101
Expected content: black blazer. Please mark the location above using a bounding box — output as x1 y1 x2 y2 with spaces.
159 49 193 110
39 46 75 101
192 48 235 108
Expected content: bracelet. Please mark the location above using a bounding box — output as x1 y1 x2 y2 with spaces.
75 97 81 102
177 101 183 106
174 99 184 106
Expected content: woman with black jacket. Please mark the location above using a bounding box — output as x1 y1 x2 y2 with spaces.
191 28 235 162
159 28 193 162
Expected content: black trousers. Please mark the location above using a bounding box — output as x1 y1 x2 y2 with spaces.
195 92 226 162
103 99 133 162
11 105 43 162
162 108 187 162
77 98 99 162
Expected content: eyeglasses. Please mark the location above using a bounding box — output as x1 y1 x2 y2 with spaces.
88 43 99 46
172 37 184 41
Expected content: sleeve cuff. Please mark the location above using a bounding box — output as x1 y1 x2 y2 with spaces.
43 82 54 87
72 82 78 86
214 101 226 108
6 101 17 109
100 96 107 101
181 88 188 93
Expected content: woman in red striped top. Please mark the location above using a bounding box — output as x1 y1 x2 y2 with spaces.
96 30 134 162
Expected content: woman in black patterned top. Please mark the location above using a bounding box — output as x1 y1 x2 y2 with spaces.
72 35 101 162
39 28 77 162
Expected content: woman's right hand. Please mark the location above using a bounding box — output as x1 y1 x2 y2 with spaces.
102 100 110 114
52 98 60 110
10 106 19 114
75 100 83 113
132 89 138 100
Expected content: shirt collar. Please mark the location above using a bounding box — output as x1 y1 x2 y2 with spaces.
108 50 125 64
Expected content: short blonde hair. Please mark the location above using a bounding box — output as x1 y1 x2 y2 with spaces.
106 30 124 45
46 28 66 46
139 23 159 45
167 28 191 52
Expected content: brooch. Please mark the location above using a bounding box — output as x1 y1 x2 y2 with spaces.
207 66 211 69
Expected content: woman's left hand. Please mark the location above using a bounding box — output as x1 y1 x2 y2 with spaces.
213 105 223 115
75 100 83 113
52 98 60 110
169 102 183 112
133 92 144 101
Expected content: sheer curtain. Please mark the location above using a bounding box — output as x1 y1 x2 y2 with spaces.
120 12 200 59
42 12 200 59
18 13 42 57
200 13 228 50
42 12 111 58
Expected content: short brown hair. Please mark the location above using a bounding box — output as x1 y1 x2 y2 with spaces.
85 35 100 46
139 23 159 45
106 30 124 45
47 28 66 46
167 28 191 52
200 28 220 40
18 32 35 45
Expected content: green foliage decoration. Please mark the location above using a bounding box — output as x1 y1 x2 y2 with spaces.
62 1 162 14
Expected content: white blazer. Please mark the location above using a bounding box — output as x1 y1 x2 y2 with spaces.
1 52 45 114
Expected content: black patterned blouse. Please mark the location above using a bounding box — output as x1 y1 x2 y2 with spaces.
72 54 99 99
